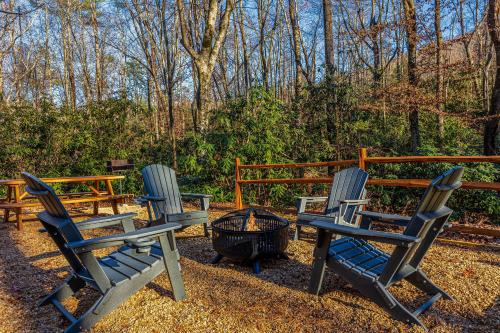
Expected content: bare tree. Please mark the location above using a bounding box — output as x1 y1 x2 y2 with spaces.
176 0 234 131
90 0 103 102
484 0 500 155
403 0 420 152
323 0 335 81
288 0 305 95
435 0 444 144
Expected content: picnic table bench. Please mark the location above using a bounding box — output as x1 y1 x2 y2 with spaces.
0 175 133 230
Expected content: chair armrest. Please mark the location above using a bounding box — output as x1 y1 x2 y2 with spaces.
67 223 182 253
75 213 137 231
181 193 211 211
297 213 340 224
338 199 370 220
357 210 412 228
339 199 370 205
296 196 328 213
181 193 213 199
297 196 329 202
310 220 420 247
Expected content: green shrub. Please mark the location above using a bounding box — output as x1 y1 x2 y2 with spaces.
0 86 497 224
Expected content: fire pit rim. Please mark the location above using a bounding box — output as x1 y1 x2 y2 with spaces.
211 208 289 234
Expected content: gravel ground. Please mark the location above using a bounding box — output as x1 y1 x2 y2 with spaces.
0 203 498 333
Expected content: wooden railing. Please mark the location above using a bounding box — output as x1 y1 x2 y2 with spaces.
234 148 500 209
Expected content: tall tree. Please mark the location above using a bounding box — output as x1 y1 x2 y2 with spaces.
323 0 337 157
59 0 77 110
484 0 500 155
403 0 420 152
237 2 251 95
288 0 305 96
323 0 334 80
90 0 103 102
435 0 444 144
176 0 234 131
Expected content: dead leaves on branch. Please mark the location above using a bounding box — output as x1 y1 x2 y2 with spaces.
358 82 500 124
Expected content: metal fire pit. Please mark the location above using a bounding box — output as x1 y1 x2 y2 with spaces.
211 208 289 273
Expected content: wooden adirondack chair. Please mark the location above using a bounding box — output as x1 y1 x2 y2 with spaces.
21 172 186 333
294 167 369 240
138 164 212 237
308 167 464 330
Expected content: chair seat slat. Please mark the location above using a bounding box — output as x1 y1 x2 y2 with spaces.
108 253 151 273
327 238 390 279
118 247 158 266
100 257 141 280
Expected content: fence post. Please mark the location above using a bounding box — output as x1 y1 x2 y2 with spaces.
358 148 367 170
235 157 242 209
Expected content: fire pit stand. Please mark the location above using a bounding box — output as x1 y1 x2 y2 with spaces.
211 208 289 274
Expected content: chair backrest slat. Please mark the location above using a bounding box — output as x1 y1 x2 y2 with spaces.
21 173 86 271
325 167 369 223
141 164 183 217
378 167 464 285
21 173 110 290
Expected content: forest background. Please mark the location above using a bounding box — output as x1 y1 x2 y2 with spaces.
0 0 498 223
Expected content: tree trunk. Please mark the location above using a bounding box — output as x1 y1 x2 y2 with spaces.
61 9 77 110
288 0 304 96
484 0 500 155
323 0 336 164
458 0 480 97
91 0 103 102
238 2 251 95
258 0 269 91
176 0 234 131
435 0 444 145
196 64 211 131
403 0 420 152
323 0 334 81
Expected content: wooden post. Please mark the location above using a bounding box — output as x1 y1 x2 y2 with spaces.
105 180 119 214
3 186 12 223
13 185 22 230
93 180 100 215
235 157 242 209
358 148 367 170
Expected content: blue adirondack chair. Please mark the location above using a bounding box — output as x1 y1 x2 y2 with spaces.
308 167 464 330
22 172 186 333
138 164 212 237
295 167 369 240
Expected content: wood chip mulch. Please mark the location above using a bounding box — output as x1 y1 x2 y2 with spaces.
0 203 498 333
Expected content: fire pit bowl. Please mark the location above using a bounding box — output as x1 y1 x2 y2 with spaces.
211 208 289 273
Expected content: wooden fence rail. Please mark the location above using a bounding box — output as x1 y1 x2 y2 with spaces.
234 148 500 209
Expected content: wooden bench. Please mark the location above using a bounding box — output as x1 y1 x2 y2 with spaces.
0 175 134 230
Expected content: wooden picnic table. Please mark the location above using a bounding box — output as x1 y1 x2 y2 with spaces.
0 175 133 230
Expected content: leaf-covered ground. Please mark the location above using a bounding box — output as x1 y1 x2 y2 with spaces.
0 203 498 333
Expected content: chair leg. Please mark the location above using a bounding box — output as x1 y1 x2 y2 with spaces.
159 231 186 301
309 258 327 295
15 208 22 230
308 229 332 295
111 200 119 214
63 289 114 333
293 225 302 241
203 222 210 237
3 209 10 223
406 269 453 300
363 282 426 330
39 275 86 306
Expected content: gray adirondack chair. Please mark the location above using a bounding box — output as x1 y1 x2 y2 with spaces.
138 164 212 237
308 167 464 330
21 172 186 333
294 167 369 240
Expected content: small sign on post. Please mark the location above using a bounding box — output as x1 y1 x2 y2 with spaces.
106 159 135 194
